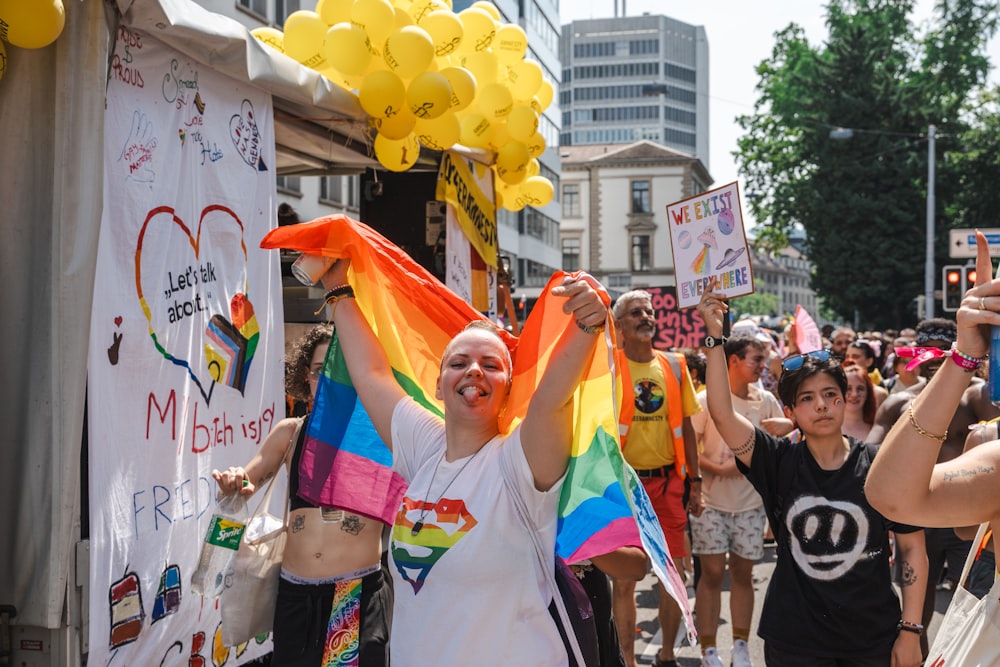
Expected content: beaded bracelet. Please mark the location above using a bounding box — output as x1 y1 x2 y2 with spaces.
897 620 924 635
313 284 355 315
907 403 947 443
576 319 605 335
949 344 986 373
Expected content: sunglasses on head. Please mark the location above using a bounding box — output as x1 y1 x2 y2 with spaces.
781 349 832 372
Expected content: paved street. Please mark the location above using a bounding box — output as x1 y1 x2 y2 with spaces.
629 544 954 665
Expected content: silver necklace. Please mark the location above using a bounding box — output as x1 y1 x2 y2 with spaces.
411 446 484 536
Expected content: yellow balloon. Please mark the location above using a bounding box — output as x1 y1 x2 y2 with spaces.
520 176 555 207
459 113 494 149
315 0 352 26
493 24 527 66
476 82 513 124
352 0 396 46
508 60 542 100
461 51 499 86
359 70 407 118
525 158 540 178
384 26 434 79
488 121 511 152
409 0 449 23
505 104 538 141
251 27 285 54
498 178 527 211
324 23 371 75
0 0 64 49
456 7 495 53
0 41 6 81
284 10 328 69
525 131 546 158
407 71 452 119
375 132 421 172
470 1 501 22
495 140 529 185
534 79 554 111
420 10 463 57
374 106 417 139
392 0 415 9
440 66 476 112
414 111 460 150
394 7 414 28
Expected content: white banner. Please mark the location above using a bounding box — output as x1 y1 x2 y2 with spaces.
88 28 283 666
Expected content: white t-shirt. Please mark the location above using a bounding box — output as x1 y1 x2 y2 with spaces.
692 386 783 513
388 397 568 667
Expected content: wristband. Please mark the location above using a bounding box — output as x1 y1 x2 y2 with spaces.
323 284 354 302
949 343 985 373
686 476 702 483
897 621 924 635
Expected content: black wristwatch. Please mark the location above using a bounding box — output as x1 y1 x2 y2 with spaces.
704 335 728 348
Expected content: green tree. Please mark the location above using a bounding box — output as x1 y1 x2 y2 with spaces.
731 279 780 319
737 0 998 329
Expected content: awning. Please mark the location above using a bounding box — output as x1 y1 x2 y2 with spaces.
114 0 380 175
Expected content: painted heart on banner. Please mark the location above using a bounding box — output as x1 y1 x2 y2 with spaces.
229 99 267 172
134 204 257 404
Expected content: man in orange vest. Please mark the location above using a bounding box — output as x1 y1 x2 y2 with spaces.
612 290 703 667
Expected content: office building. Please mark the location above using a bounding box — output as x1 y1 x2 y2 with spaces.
560 14 709 168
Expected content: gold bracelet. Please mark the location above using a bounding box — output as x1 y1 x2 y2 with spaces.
907 404 947 443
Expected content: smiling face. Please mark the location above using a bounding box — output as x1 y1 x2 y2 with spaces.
783 372 846 437
844 369 867 411
615 296 656 344
435 328 512 421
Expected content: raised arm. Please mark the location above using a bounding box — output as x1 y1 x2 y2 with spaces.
319 260 407 448
695 288 756 466
521 274 607 491
867 230 1000 527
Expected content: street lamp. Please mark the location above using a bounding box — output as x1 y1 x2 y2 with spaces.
829 125 937 318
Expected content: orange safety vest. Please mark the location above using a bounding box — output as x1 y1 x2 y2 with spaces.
616 349 689 475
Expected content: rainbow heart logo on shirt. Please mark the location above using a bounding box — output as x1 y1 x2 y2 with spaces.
391 496 478 594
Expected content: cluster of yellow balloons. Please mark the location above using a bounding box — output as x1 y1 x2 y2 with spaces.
0 0 66 81
251 0 554 211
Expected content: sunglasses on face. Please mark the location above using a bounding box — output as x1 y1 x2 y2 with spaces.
781 349 832 372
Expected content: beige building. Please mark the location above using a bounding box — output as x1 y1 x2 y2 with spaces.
748 244 820 319
559 140 712 295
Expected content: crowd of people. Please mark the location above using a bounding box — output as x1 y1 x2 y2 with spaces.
210 234 1000 666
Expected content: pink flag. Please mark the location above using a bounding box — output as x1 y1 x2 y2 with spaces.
794 305 824 353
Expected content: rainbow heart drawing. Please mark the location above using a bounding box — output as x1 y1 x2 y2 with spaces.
134 204 256 404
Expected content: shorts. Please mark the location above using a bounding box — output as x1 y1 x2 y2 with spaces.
690 505 766 560
640 472 687 557
764 643 889 667
272 566 391 667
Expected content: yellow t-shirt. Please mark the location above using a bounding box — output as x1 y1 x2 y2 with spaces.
623 357 701 470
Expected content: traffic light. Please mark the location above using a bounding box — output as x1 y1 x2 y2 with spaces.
942 265 963 312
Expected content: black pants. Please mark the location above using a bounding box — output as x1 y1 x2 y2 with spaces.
764 643 889 666
271 569 391 666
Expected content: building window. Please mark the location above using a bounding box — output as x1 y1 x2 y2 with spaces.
319 175 342 204
236 0 267 19
345 174 360 209
276 175 301 195
562 184 580 217
562 237 581 271
274 0 302 21
631 235 651 272
631 180 650 214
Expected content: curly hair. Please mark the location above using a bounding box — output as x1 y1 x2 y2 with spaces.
285 325 333 402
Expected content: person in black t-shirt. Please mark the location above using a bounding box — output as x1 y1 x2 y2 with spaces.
696 287 926 667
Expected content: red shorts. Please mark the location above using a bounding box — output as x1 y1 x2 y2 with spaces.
640 471 688 557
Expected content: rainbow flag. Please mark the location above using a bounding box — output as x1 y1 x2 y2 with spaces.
260 214 693 636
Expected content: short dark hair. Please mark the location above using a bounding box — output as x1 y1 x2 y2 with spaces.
724 333 766 360
778 353 847 407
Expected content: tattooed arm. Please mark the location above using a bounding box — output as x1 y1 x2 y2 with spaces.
891 529 927 667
